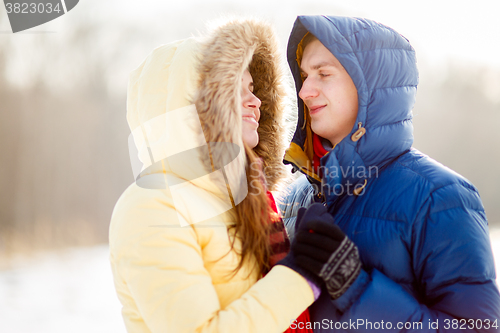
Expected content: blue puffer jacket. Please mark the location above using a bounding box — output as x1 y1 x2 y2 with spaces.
281 16 500 332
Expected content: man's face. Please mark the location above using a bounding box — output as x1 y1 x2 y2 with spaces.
299 39 359 146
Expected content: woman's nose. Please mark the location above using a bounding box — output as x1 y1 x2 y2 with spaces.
244 92 261 110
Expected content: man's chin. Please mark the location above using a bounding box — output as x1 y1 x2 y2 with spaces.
311 123 324 138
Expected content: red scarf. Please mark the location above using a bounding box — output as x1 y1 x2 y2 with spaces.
266 192 313 333
312 133 329 178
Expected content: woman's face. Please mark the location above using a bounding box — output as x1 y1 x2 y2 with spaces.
241 69 261 149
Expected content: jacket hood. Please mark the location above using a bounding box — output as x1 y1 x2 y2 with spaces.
284 16 418 197
194 19 288 191
126 19 287 224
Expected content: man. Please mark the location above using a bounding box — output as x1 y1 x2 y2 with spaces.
280 15 500 332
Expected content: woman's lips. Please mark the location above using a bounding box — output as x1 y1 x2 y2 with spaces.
242 115 259 126
309 105 326 115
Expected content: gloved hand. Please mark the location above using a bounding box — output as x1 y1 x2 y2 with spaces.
277 206 323 300
292 203 361 299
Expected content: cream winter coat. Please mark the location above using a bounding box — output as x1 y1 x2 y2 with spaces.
109 20 314 333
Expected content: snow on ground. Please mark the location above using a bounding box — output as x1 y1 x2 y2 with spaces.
1 230 500 333
0 245 126 333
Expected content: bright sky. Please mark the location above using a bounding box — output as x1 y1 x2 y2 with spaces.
2 0 500 89
332 0 500 69
101 0 500 69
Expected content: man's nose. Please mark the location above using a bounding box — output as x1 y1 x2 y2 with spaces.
299 78 318 101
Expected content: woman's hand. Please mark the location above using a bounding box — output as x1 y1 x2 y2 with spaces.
277 206 323 300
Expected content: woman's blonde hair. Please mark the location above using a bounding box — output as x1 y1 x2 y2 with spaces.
194 19 288 277
231 144 273 276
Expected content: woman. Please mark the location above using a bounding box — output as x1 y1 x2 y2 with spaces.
109 19 318 333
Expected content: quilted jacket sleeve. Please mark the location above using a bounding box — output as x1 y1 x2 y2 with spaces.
277 175 316 241
109 186 314 333
330 182 500 332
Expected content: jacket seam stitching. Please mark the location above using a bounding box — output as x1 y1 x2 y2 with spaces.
362 84 418 92
324 16 373 40
368 117 413 130
429 204 484 216
321 17 413 54
336 47 415 55
393 163 482 213
334 212 407 224
393 163 479 198
323 18 389 43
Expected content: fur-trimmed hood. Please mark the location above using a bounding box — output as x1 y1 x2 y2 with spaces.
127 19 287 193
195 19 287 191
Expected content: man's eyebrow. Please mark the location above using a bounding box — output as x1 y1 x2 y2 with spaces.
299 61 337 73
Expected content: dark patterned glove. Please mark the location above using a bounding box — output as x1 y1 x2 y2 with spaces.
277 205 323 291
292 203 361 299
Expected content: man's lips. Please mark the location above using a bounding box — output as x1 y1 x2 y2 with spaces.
308 105 326 115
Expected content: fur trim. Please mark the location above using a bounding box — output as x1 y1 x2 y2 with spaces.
194 19 287 191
